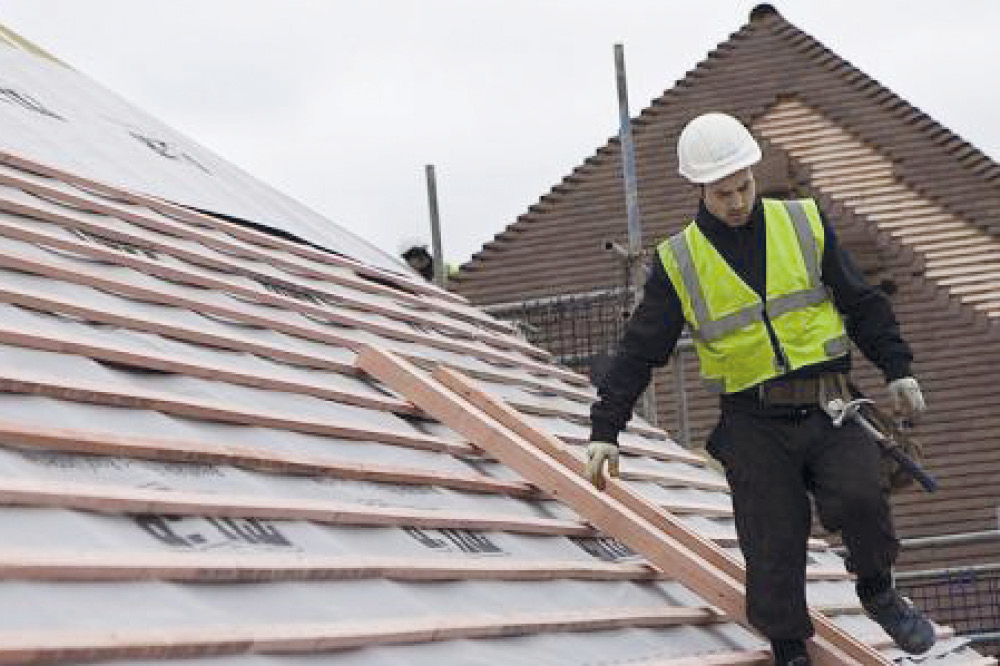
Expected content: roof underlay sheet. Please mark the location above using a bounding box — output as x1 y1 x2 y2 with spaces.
0 39 404 274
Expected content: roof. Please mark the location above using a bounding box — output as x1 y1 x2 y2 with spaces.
451 5 1000 573
0 148 990 665
0 13 991 666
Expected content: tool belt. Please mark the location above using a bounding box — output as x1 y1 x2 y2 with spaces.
757 372 849 408
758 373 925 493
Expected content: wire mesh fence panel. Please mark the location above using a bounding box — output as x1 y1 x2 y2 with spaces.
898 567 1000 656
484 289 700 442
485 290 631 378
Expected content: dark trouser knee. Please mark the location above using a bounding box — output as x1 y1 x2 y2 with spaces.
811 420 899 579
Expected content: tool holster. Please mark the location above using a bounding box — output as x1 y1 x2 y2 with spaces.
820 375 926 493
857 394 926 493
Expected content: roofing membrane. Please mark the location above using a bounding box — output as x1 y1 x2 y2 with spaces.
0 15 991 666
0 40 404 274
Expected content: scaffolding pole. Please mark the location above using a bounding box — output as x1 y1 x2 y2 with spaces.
424 164 446 288
614 43 656 426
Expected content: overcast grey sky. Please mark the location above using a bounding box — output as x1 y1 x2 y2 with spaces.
0 1 996 265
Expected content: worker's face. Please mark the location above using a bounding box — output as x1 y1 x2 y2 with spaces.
405 249 432 272
702 168 756 227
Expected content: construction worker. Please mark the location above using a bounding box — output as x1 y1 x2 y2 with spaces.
398 237 458 284
585 112 935 666
398 238 435 281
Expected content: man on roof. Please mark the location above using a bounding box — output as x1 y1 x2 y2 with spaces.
586 112 935 666
398 238 436 282
398 237 458 284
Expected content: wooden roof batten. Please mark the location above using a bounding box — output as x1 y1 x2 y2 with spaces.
0 608 727 663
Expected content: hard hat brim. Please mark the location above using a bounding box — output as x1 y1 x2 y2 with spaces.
679 143 762 184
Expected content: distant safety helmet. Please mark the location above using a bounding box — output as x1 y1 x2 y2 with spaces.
677 112 762 184
397 237 428 256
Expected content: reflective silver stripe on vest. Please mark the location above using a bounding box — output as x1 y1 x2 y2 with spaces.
824 334 850 357
668 234 713 328
701 377 726 394
765 284 829 319
696 304 762 341
782 199 821 285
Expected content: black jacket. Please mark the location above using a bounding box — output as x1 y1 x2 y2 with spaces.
590 199 913 443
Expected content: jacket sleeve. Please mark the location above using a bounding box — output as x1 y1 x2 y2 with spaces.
589 259 685 443
820 214 913 382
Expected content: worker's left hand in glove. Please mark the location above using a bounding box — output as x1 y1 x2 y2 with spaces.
888 376 926 419
585 441 620 491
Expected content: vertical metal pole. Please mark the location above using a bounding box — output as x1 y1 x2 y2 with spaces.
674 338 692 448
614 44 642 289
424 164 446 288
614 43 656 426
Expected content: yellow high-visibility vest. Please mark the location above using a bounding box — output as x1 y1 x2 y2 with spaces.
658 198 849 394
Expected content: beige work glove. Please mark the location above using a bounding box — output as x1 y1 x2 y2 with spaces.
585 441 620 491
888 376 926 419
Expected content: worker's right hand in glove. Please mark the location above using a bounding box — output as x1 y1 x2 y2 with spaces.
585 441 620 491
888 376 927 420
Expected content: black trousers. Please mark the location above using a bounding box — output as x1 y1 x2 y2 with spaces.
706 406 899 640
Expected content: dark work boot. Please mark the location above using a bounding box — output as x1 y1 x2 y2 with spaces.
771 638 812 666
861 588 936 654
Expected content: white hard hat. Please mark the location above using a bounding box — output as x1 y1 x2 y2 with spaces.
677 112 761 184
397 237 427 256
